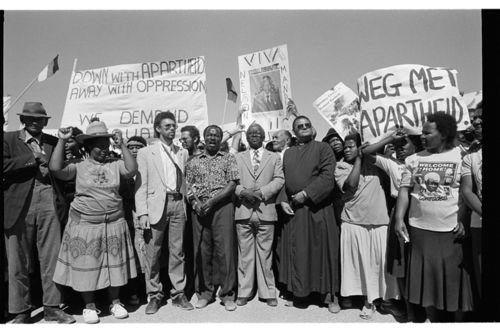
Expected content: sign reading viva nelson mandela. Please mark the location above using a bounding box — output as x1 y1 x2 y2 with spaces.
238 44 293 140
357 64 470 144
61 57 208 139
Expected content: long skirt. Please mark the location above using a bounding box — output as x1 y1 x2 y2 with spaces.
406 226 474 312
53 208 137 292
340 223 399 303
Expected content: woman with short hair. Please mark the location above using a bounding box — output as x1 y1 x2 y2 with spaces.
395 112 474 322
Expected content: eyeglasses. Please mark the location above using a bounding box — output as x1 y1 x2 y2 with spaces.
296 123 311 130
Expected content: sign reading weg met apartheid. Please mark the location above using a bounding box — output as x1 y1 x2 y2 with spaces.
61 56 208 140
357 64 470 144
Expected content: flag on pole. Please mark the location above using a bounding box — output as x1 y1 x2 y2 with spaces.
226 78 238 103
37 55 59 82
3 95 11 131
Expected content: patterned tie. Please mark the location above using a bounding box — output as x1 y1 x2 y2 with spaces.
253 149 260 174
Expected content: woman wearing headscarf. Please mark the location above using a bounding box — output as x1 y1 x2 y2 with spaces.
49 119 138 324
395 112 474 322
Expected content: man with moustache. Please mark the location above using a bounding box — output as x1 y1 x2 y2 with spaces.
3 102 75 323
135 112 193 314
186 125 240 311
276 115 341 313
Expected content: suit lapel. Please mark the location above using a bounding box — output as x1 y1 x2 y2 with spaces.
152 143 167 187
254 149 271 178
242 150 254 176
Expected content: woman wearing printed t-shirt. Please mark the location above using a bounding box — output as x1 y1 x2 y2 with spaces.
49 119 138 324
394 112 474 322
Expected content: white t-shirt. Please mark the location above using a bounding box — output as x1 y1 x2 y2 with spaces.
400 147 462 232
461 149 482 228
375 155 406 198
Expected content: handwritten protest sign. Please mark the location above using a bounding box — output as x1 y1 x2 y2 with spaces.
61 57 208 140
313 82 359 140
357 64 470 143
238 44 293 140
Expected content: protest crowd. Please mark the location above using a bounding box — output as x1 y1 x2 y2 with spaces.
2 95 483 324
2 48 483 325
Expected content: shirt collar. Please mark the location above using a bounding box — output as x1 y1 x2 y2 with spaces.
24 129 42 144
200 149 226 158
251 146 264 155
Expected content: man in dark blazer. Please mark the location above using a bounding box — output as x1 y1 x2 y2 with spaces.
234 123 284 307
3 102 75 323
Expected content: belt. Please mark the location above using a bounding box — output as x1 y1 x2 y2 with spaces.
166 192 183 200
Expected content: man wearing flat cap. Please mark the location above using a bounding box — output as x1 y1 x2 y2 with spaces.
3 102 75 323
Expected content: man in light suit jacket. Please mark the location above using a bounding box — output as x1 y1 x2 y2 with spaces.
234 123 284 307
135 112 193 314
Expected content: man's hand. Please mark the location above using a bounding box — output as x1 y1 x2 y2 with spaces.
58 127 73 140
201 199 215 216
281 202 295 216
33 152 49 165
291 190 307 206
286 98 299 118
240 189 260 206
193 201 205 217
139 215 151 230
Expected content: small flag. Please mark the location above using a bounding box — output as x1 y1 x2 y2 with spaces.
37 55 59 82
226 78 238 103
3 95 11 131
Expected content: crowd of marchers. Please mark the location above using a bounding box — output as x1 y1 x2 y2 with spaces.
3 99 482 323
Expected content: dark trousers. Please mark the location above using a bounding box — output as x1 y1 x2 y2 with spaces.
4 181 62 314
192 201 236 303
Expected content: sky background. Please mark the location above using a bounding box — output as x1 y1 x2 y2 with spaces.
3 10 482 139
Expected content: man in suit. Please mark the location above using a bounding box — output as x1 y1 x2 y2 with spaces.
3 102 75 323
234 123 284 307
135 111 193 314
251 75 284 114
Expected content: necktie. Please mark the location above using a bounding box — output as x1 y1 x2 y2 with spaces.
253 150 260 174
28 138 42 154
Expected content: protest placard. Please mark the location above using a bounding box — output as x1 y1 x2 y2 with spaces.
61 57 209 140
357 64 470 143
312 82 359 140
238 44 292 140
462 90 482 109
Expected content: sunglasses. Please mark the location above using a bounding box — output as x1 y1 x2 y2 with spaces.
296 123 311 130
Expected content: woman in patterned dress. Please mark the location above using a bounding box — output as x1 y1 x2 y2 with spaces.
49 119 138 324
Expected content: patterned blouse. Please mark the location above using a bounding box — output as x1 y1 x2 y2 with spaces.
186 150 239 201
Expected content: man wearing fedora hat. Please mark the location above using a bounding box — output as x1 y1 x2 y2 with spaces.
3 102 75 323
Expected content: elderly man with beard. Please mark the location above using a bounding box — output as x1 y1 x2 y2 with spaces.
276 115 341 313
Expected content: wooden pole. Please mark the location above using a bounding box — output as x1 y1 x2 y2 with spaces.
4 77 38 114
